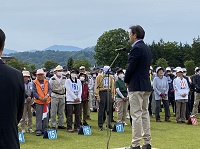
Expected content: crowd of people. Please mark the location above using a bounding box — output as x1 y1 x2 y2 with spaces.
20 65 127 135
20 63 200 136
149 66 200 124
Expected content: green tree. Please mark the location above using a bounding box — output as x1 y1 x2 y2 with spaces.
191 37 200 66
155 58 168 68
44 60 58 71
94 28 131 69
67 57 74 70
7 58 29 71
29 64 36 72
184 60 195 76
73 59 91 71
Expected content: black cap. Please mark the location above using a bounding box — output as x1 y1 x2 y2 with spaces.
70 68 79 74
117 68 124 75
63 66 68 71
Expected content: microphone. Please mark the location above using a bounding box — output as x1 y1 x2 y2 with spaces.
115 48 126 52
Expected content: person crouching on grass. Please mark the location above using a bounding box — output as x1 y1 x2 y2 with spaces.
115 68 128 125
65 68 82 132
153 67 171 122
173 67 189 123
21 70 34 134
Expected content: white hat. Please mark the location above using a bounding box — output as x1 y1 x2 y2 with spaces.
182 68 187 72
79 66 85 69
103 65 110 73
66 71 70 75
166 67 171 71
174 67 181 71
195 67 200 72
176 67 183 73
22 71 30 77
36 69 45 75
54 65 63 71
156 67 164 73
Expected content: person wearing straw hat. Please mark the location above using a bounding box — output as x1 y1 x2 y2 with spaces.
49 65 66 129
173 67 189 123
21 70 34 133
33 69 52 136
0 29 25 149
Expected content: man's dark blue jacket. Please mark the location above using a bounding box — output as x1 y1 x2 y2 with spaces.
0 59 25 149
124 40 152 92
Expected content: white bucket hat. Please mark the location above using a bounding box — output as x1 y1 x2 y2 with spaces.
22 71 30 77
54 65 63 71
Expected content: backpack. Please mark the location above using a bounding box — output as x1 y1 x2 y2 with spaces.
82 83 89 100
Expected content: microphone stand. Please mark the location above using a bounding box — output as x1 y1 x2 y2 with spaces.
106 52 120 149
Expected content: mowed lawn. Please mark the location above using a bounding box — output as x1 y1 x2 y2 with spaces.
20 111 200 149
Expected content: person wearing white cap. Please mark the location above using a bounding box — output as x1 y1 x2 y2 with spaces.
182 68 187 76
94 65 115 130
79 66 86 73
173 67 189 123
49 65 66 129
21 71 34 133
153 67 171 122
32 68 52 136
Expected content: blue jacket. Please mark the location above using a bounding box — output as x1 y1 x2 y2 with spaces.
124 40 152 92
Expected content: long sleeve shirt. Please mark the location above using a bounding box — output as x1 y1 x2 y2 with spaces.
173 77 189 100
32 80 52 99
65 78 82 104
153 75 169 100
94 74 115 98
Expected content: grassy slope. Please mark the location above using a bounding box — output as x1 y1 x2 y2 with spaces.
20 112 200 149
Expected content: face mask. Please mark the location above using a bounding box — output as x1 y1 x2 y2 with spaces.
71 74 77 78
62 72 67 76
57 72 62 77
118 74 125 80
80 77 85 81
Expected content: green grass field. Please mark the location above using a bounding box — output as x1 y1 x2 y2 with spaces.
20 111 200 149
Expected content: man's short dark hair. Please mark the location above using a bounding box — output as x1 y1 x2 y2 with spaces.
129 25 145 39
0 29 6 50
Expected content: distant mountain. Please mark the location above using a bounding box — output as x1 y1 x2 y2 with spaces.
44 45 83 51
9 50 95 68
82 46 95 52
3 48 18 55
27 49 38 52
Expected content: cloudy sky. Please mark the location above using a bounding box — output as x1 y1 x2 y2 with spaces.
1 0 199 51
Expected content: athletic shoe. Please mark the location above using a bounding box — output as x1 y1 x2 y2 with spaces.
28 129 34 133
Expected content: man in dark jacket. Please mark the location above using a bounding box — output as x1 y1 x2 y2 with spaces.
125 25 152 149
0 29 25 149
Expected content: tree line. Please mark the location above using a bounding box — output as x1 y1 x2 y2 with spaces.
7 28 200 75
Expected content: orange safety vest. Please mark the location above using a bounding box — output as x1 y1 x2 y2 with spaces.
34 79 51 104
